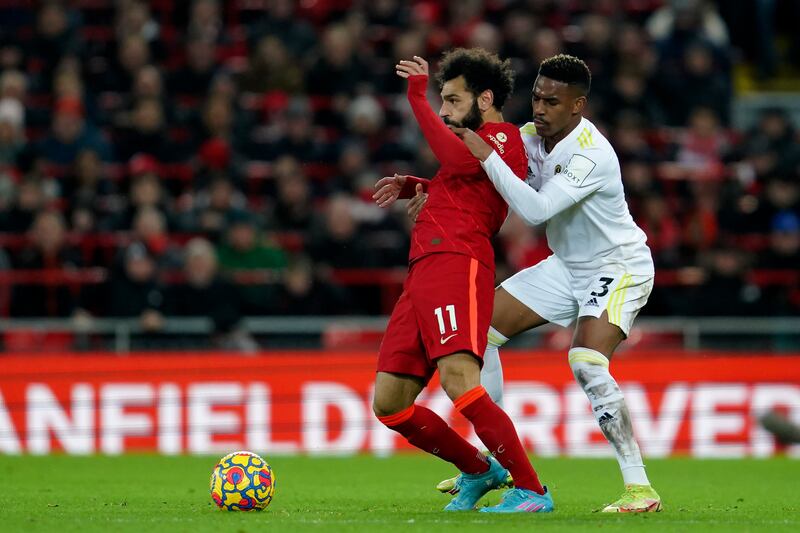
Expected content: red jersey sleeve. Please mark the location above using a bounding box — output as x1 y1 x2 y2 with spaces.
406 75 481 173
480 123 527 180
398 175 429 199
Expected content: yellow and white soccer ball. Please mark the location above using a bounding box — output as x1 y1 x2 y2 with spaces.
210 451 276 511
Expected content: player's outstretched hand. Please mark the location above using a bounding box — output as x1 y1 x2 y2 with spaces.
451 127 493 162
396 56 429 79
373 174 408 208
407 183 428 223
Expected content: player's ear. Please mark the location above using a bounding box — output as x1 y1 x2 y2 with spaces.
573 95 587 115
478 89 494 112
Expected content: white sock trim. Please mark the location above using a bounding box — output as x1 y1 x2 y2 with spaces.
568 347 609 367
487 326 509 347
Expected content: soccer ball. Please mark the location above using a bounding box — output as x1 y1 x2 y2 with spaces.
210 451 276 511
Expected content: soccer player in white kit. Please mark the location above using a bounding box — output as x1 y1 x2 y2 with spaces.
406 54 662 512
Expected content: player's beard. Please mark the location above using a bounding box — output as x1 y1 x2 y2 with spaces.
443 99 483 131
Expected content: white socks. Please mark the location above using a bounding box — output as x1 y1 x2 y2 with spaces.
569 347 650 486
481 326 508 407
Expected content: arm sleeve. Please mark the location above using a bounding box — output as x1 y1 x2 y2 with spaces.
398 175 429 199
545 151 607 203
481 151 578 226
406 76 480 173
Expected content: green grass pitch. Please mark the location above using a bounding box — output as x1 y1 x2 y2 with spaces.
0 454 797 532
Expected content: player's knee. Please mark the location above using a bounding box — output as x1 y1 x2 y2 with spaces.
372 392 411 419
438 354 481 401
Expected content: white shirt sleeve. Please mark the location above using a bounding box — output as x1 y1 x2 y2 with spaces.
481 150 577 226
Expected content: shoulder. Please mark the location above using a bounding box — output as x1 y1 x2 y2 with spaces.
567 120 617 168
481 121 522 143
481 122 523 157
519 122 538 140
576 119 614 150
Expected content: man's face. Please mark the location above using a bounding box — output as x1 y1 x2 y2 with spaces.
439 76 483 131
531 75 583 138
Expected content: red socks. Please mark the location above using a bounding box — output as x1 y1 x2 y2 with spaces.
456 386 545 495
378 387 544 495
378 404 488 475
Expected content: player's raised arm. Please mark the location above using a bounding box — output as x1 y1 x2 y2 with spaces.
396 56 479 171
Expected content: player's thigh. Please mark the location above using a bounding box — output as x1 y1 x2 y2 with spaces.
571 315 625 358
573 272 654 358
373 371 425 417
377 287 434 382
411 254 494 362
491 286 550 338
497 255 577 336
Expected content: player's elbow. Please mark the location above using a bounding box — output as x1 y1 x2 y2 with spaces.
520 211 548 226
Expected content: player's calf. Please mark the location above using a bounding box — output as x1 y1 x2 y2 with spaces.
569 347 651 487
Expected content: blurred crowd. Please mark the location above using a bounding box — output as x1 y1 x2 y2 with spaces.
0 0 799 345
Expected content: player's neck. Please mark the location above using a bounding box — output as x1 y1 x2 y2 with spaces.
544 115 582 153
479 109 504 126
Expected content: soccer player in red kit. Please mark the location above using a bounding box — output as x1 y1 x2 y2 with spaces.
371 50 553 513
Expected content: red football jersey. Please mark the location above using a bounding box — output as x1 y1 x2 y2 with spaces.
408 121 527 269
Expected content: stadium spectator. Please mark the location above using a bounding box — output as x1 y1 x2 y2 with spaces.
184 175 248 239
107 154 173 231
114 0 161 56
102 34 151 94
270 156 315 232
169 237 256 351
664 107 730 181
690 247 764 316
269 254 351 315
4 177 48 233
129 206 182 269
39 97 111 164
239 36 304 95
305 25 370 96
107 242 167 337
637 194 683 267
266 97 329 162
0 97 25 167
736 108 800 184
186 0 224 46
648 1 731 125
217 212 286 272
10 210 80 317
29 1 82 88
760 211 800 270
646 0 730 49
247 0 316 59
309 194 374 269
169 35 220 97
62 149 115 235
114 97 173 162
216 212 286 315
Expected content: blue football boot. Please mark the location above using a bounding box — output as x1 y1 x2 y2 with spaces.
443 456 509 511
479 486 554 513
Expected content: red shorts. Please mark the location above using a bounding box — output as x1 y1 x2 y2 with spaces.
377 253 494 382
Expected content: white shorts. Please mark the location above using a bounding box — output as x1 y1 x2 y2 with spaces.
500 255 653 336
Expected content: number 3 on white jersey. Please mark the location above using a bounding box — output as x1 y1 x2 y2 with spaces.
434 305 458 334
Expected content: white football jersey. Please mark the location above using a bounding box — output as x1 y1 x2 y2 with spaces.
518 117 653 275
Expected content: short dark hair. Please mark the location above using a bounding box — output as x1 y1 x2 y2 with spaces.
436 48 515 110
538 54 592 96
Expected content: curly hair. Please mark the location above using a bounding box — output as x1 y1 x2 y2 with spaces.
538 54 592 96
436 48 515 110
